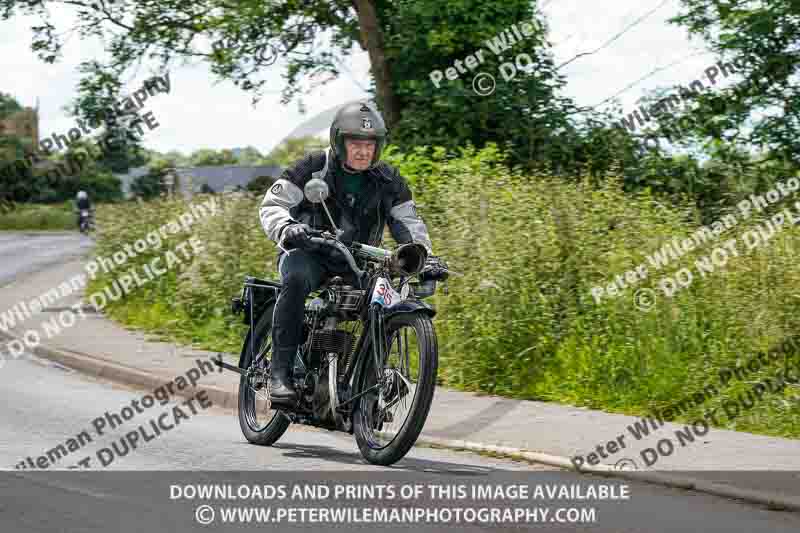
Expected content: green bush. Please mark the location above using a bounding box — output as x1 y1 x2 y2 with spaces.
247 175 273 194
87 192 269 353
130 171 164 199
79 171 124 202
0 201 76 230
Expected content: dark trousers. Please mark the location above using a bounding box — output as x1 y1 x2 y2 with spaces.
272 249 355 359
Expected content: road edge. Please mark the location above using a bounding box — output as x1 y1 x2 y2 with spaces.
0 330 239 410
3 329 799 512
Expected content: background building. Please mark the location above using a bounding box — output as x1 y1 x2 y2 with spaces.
0 106 39 149
114 164 283 199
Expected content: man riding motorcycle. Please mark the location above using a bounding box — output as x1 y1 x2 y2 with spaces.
259 101 443 407
75 190 92 230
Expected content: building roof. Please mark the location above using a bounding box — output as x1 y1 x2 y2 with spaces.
176 164 283 193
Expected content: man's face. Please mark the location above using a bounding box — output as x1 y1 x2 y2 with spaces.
344 138 376 171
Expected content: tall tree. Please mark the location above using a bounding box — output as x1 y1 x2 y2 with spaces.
0 92 22 118
0 1 382 121
70 61 148 173
383 0 589 171
666 0 800 169
189 148 238 166
2 0 641 176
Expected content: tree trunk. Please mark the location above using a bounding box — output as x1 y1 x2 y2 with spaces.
352 0 400 128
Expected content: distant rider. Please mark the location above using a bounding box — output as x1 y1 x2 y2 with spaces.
75 190 92 228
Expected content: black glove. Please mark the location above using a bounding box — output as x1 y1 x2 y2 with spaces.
281 223 311 248
420 255 449 281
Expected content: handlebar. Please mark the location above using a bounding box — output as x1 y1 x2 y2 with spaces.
293 230 449 288
304 234 367 287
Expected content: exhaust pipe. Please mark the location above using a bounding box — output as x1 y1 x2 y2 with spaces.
214 359 247 376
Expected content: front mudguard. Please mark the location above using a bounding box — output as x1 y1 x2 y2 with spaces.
381 298 436 320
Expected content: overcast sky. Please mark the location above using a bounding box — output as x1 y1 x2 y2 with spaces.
0 0 720 157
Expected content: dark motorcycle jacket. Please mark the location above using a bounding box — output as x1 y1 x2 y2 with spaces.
259 148 434 265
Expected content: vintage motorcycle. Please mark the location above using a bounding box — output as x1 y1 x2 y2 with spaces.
78 209 93 234
218 178 450 466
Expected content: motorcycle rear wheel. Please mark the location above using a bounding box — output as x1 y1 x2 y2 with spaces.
238 303 291 446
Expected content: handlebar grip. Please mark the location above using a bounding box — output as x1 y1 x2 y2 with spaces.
420 256 450 281
420 266 449 281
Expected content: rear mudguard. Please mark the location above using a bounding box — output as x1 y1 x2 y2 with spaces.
238 298 277 369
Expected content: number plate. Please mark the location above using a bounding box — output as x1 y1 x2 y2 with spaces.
370 277 403 308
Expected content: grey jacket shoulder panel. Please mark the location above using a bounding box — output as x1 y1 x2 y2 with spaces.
376 163 434 254
258 151 327 245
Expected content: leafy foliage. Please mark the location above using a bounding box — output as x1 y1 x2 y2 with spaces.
0 92 22 119
0 201 75 230
189 148 238 167
1 93 122 204
234 146 268 165
262 136 328 167
131 159 174 200
246 174 274 194
667 0 800 168
69 61 149 173
0 0 359 108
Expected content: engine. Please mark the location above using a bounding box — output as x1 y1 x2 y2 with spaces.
297 281 362 429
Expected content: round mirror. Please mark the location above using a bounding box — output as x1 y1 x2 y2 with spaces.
304 178 330 203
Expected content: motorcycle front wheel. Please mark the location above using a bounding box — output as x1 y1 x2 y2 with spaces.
353 312 438 466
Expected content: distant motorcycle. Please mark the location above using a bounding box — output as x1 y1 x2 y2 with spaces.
78 209 93 234
219 178 450 466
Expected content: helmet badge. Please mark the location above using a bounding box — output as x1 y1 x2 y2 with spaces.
361 117 372 129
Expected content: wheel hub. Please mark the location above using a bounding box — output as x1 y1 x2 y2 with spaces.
249 367 269 392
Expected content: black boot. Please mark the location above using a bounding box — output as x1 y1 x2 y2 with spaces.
269 346 298 408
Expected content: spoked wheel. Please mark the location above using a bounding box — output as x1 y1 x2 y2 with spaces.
238 304 291 445
354 312 438 466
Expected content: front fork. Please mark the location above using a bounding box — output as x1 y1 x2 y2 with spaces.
335 303 387 417
369 303 387 384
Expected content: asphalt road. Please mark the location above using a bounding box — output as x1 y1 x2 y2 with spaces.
0 231 93 287
1 232 799 532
